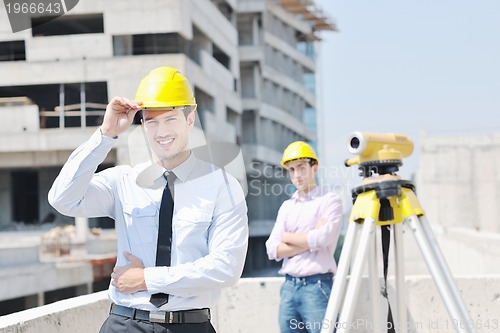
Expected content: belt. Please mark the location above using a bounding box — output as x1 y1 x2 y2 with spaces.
110 303 211 324
285 272 333 284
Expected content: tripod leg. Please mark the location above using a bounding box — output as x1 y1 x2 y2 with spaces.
368 227 382 333
336 217 376 333
407 215 476 333
393 223 407 333
321 221 361 333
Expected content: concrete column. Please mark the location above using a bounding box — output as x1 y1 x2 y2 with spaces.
0 171 11 228
80 82 86 128
38 293 44 306
59 83 65 129
75 284 90 297
252 14 259 45
253 65 261 100
24 294 39 309
75 217 88 243
255 113 262 146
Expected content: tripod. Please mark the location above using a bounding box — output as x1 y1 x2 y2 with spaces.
320 173 476 333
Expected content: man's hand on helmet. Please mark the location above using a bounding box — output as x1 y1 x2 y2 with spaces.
100 96 142 138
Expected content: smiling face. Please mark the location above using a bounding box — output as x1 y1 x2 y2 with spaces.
286 159 318 194
142 106 195 169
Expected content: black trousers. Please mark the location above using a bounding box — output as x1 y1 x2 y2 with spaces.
99 314 217 333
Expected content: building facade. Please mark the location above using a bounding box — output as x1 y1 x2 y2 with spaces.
416 131 500 233
0 0 334 313
237 0 334 273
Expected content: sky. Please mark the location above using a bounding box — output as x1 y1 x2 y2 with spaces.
314 0 500 194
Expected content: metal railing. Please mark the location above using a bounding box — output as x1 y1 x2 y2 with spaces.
39 102 107 129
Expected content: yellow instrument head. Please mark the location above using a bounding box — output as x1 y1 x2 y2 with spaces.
345 131 414 167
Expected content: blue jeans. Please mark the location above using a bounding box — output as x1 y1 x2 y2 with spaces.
279 273 333 333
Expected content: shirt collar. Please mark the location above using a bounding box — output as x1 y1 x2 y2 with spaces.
134 151 197 190
169 151 197 183
291 186 320 202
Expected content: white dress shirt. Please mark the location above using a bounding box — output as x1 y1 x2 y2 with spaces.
48 129 249 311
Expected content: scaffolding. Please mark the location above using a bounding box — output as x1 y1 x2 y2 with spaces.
278 0 336 41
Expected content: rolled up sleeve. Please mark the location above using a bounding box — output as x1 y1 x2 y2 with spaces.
265 202 290 262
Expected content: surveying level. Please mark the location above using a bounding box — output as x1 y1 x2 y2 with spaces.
321 132 476 333
345 131 413 177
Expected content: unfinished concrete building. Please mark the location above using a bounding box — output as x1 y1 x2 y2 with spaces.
237 0 334 272
0 0 334 314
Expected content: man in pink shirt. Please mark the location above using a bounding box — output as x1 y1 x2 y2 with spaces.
266 141 343 333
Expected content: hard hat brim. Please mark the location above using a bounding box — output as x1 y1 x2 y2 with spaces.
140 102 197 110
281 157 318 169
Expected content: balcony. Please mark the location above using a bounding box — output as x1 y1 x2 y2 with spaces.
1 276 499 333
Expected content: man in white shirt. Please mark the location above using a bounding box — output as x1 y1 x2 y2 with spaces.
48 66 249 333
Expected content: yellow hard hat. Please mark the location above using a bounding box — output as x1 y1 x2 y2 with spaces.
281 141 319 169
135 66 197 109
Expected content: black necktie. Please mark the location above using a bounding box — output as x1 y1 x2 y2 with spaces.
149 171 175 308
